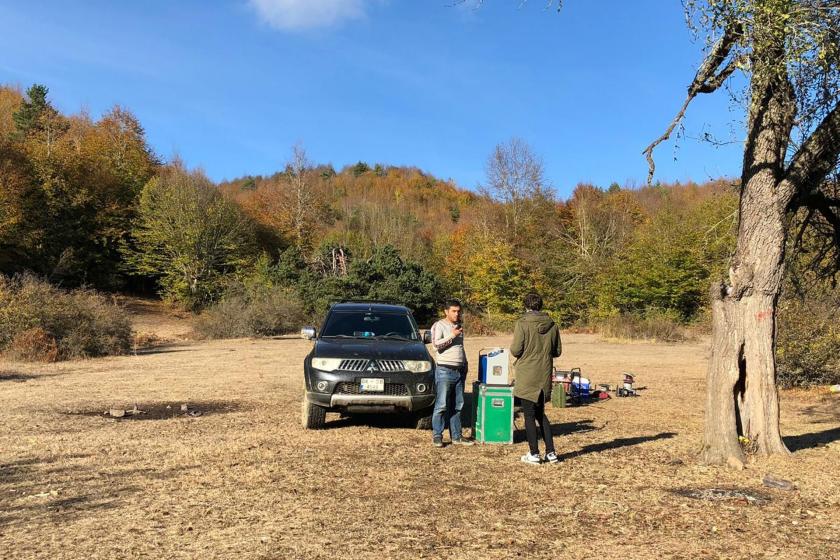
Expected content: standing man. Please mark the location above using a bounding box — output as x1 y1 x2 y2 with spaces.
430 298 474 447
511 293 562 465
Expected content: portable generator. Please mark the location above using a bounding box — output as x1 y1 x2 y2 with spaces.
616 372 638 397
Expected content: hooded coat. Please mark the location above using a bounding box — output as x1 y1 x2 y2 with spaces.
510 311 562 402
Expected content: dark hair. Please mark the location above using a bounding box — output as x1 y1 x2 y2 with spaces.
523 292 543 311
444 298 462 310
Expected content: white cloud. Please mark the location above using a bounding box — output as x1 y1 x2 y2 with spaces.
248 0 368 30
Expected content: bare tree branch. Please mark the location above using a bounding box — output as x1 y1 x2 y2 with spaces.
642 23 743 185
790 207 814 254
695 54 746 93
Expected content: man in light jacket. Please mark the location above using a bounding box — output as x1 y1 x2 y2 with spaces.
430 298 474 447
511 292 562 465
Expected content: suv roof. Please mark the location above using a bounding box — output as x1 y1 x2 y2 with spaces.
329 301 410 314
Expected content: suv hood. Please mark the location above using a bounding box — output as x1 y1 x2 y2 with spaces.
314 338 431 361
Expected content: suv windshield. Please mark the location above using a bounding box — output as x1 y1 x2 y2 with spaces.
321 311 419 340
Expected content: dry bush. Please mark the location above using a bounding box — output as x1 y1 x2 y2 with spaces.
460 310 497 336
0 274 132 360
132 332 165 350
481 312 517 334
6 327 59 362
595 308 689 343
777 296 840 387
193 283 306 339
686 305 713 336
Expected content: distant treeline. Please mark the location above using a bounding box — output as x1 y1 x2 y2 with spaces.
1 84 837 384
0 83 742 320
0 84 737 322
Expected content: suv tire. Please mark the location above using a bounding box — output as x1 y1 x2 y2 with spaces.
301 397 326 430
414 411 433 430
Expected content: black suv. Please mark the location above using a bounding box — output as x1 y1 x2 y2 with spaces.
300 302 435 429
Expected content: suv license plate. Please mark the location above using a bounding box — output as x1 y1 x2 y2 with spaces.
360 378 384 392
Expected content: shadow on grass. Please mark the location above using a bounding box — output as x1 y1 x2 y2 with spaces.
784 426 840 452
0 454 94 488
323 413 425 430
0 455 200 528
0 371 39 382
63 400 244 421
0 488 133 528
132 343 194 356
513 419 600 444
0 370 67 382
557 432 677 461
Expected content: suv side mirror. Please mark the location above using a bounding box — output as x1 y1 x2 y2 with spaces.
421 330 432 344
300 327 316 340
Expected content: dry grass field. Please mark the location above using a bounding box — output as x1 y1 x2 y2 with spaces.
1 308 839 559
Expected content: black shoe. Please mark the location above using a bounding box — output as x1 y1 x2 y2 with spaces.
433 437 444 448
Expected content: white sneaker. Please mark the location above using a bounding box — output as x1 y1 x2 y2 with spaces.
544 451 560 464
520 452 541 465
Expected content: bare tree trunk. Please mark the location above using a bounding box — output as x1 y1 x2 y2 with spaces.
703 171 790 465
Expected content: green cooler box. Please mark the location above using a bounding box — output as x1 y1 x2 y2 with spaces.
472 382 514 444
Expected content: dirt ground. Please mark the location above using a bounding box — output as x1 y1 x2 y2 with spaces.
1 307 839 559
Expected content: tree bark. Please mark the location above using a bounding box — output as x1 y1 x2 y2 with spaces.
703 171 791 464
702 283 746 467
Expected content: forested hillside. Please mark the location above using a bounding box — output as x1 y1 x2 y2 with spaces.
1 84 837 384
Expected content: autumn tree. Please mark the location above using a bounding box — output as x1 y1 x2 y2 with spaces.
0 135 43 271
244 144 325 250
0 87 23 138
0 85 157 287
284 144 321 249
125 165 254 309
598 194 737 318
481 137 549 241
550 184 642 322
465 238 533 317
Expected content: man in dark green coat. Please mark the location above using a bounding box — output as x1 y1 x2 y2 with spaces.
511 292 562 465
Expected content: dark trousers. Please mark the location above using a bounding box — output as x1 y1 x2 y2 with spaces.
521 391 555 456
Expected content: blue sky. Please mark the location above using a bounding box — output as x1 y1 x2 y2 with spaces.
0 1 746 198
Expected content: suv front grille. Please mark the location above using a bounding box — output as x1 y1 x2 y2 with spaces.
338 359 369 372
335 382 409 396
336 359 407 372
377 360 404 372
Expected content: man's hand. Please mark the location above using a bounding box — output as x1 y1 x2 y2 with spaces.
452 326 464 337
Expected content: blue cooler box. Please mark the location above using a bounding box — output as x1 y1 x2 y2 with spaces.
478 348 510 385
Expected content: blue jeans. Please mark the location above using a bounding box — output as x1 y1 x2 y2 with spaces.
432 365 466 440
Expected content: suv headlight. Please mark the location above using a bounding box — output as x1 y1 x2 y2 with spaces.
403 360 432 373
311 357 342 372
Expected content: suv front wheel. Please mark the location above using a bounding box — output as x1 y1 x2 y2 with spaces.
414 410 433 430
301 396 326 429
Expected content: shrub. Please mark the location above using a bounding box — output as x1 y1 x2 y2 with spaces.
6 327 59 362
0 274 132 360
595 307 688 342
193 283 306 339
458 310 499 336
777 296 840 388
479 312 518 335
